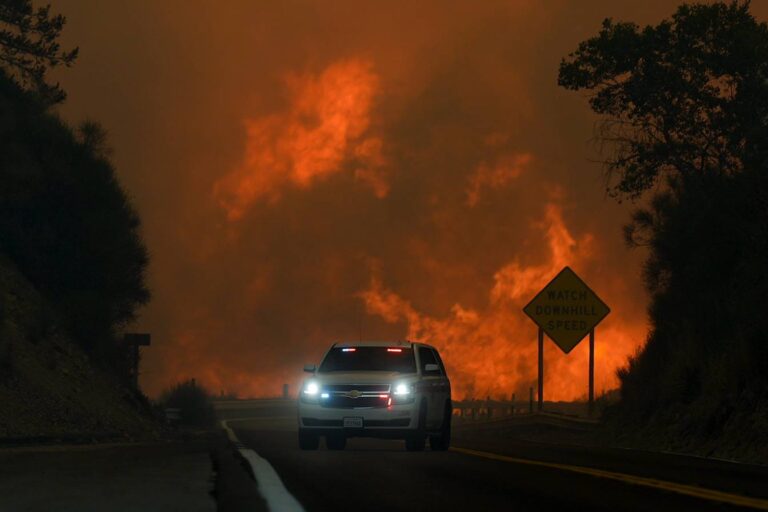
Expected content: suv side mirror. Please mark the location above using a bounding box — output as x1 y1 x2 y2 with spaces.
303 364 316 373
424 363 440 373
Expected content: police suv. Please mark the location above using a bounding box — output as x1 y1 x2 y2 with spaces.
298 341 452 451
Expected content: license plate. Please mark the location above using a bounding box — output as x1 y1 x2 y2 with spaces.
343 417 363 428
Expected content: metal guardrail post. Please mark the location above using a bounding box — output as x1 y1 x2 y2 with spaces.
529 387 534 413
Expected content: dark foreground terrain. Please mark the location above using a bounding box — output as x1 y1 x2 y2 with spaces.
223 400 768 512
0 439 216 511
3 399 768 511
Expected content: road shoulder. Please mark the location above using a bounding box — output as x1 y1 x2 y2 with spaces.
0 436 218 512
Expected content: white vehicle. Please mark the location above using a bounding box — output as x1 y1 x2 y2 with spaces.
298 341 452 452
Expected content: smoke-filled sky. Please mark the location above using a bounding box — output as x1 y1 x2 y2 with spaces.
54 0 765 400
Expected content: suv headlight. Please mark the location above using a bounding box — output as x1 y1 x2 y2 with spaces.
300 380 320 403
394 383 411 395
392 382 414 404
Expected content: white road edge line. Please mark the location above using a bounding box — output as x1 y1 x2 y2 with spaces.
221 419 305 512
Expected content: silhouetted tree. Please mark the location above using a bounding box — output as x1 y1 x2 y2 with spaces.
559 1 768 459
0 0 78 104
0 68 150 367
558 0 768 199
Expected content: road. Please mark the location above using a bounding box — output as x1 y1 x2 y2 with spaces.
0 439 216 512
222 400 768 512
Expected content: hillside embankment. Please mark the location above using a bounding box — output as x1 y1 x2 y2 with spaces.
0 257 158 442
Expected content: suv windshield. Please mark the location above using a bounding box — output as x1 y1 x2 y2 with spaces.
319 347 416 373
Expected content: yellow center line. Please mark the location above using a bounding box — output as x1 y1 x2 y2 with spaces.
450 447 768 510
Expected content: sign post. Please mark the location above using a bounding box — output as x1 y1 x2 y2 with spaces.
523 267 609 415
124 333 151 389
589 329 595 415
538 327 544 411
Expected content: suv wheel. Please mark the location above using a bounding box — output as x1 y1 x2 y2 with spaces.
298 429 319 450
405 400 427 452
326 434 347 450
429 402 452 451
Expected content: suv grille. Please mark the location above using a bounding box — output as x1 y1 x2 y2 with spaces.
321 383 391 409
324 384 390 393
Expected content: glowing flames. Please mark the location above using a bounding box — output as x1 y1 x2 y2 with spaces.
360 203 645 401
466 153 532 207
214 59 386 220
159 202 645 401
151 57 647 402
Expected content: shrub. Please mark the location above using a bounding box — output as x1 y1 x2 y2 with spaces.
158 379 216 428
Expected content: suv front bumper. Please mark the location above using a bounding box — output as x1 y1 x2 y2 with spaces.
298 401 418 437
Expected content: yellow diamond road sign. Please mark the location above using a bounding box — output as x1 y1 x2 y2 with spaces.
523 266 610 354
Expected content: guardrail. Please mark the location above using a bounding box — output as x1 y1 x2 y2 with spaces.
452 399 596 422
453 399 521 420
207 396 596 423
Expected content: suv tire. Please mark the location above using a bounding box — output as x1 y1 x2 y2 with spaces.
405 400 427 452
298 429 320 450
429 401 452 451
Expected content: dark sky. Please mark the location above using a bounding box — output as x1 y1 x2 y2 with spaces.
52 0 766 399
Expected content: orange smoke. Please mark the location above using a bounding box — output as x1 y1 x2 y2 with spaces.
160 328 292 398
214 58 386 220
466 152 532 207
360 203 645 401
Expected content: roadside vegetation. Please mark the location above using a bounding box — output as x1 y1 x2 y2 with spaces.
0 0 149 381
0 1 152 438
157 379 216 428
559 0 768 461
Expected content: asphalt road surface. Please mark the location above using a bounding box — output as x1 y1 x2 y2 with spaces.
224 400 768 512
0 440 216 512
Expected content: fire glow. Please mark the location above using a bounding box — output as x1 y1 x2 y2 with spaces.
111 8 646 400
213 59 386 220
156 53 647 401
360 204 646 401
